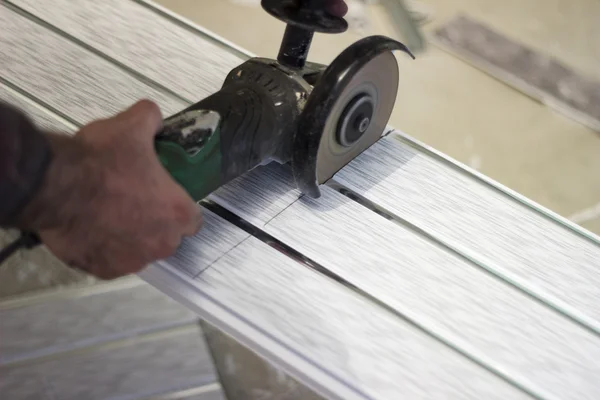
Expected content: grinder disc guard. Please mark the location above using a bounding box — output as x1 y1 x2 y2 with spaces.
292 36 414 198
317 51 397 184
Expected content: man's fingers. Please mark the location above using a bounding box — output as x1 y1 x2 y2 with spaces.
168 188 203 237
81 100 163 149
118 100 164 143
183 203 203 237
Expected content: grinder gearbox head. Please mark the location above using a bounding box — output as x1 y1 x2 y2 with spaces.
292 36 414 198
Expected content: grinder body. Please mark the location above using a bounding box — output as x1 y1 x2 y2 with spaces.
155 58 316 202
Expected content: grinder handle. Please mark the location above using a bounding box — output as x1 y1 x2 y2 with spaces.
155 85 278 203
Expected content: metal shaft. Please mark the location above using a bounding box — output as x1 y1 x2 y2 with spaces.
277 25 314 69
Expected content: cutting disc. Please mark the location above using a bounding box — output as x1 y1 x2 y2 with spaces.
315 51 398 185
291 35 413 198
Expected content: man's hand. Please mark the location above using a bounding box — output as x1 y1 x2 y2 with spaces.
17 100 202 279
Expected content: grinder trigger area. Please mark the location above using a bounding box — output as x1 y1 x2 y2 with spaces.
154 0 415 203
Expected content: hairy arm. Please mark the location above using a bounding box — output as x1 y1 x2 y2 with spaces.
0 101 202 279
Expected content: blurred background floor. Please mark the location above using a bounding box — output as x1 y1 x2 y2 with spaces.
155 0 600 234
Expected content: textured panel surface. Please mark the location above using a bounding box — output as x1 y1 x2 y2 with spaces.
163 209 250 277
207 160 600 399
0 284 196 365
336 135 600 327
0 83 74 132
269 188 600 399
211 163 303 226
10 0 245 101
40 328 214 400
0 8 186 124
182 236 531 400
0 328 216 400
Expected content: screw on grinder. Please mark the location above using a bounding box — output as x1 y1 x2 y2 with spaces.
154 0 415 202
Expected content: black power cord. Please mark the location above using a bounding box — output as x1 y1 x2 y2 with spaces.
0 232 41 265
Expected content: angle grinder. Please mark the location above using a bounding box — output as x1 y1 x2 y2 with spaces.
156 0 414 200
0 0 414 265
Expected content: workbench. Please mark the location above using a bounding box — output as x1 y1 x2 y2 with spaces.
1 1 600 399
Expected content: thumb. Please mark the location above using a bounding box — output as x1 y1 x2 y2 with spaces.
117 100 164 144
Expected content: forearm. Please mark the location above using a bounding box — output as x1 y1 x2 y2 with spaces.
13 133 91 232
0 103 53 228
